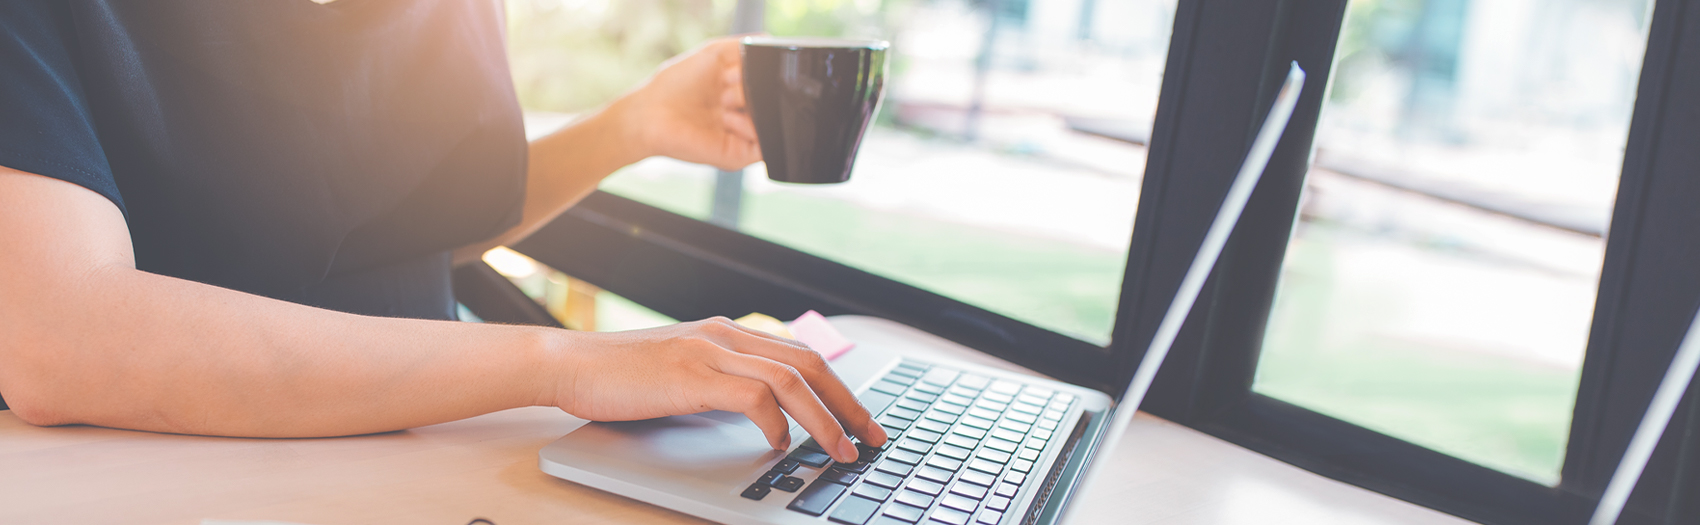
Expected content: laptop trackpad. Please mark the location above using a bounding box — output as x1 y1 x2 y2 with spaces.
541 412 783 486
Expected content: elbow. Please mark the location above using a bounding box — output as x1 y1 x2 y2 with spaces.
0 331 73 428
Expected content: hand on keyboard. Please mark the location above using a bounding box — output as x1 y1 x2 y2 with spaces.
545 316 887 463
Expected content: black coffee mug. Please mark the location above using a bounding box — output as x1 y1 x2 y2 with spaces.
741 37 889 184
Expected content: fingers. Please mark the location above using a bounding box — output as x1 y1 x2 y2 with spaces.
703 374 794 451
704 319 888 449
715 351 863 463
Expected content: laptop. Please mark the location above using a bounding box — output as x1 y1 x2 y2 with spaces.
538 62 1308 525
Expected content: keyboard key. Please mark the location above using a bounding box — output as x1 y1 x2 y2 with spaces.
915 418 951 434
960 416 994 430
897 438 933 454
906 391 940 404
1036 419 1058 431
934 402 967 416
981 392 1014 404
800 437 828 453
977 448 1012 464
889 497 929 519
976 509 1003 525
1009 402 1042 416
866 470 905 489
742 483 772 500
880 415 914 430
989 381 1022 395
941 393 975 406
1011 459 1034 473
1054 392 1076 405
791 449 834 468
984 438 1019 454
775 476 806 492
927 455 964 471
914 383 946 395
895 489 934 509
830 495 884 525
917 466 953 484
986 496 1011 511
950 481 990 500
921 368 960 387
774 459 801 474
840 458 876 474
876 459 914 477
997 420 1031 434
883 426 907 441
936 444 972 461
957 374 991 390
924 410 959 424
974 399 1009 413
953 426 987 440
1043 409 1066 422
788 479 848 516
909 429 943 444
1018 448 1040 461
1032 429 1053 441
941 493 979 513
896 398 929 412
906 478 945 496
874 517 915 525
944 434 978 450
858 390 899 416
1023 386 1054 398
1006 411 1037 425
885 373 918 386
1003 472 1026 485
929 506 971 525
958 469 996 487
855 483 895 501
884 445 924 462
871 381 908 396
1023 437 1046 450
820 468 859 485
967 408 1000 421
759 470 784 485
990 428 1023 442
1017 394 1050 407
967 458 1002 475
858 440 887 456
896 361 928 374
995 482 1018 498
888 407 923 421
888 448 925 465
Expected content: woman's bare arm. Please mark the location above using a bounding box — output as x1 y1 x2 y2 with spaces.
0 168 881 461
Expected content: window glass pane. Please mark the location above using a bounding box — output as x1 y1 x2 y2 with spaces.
1253 0 1652 484
510 0 1178 344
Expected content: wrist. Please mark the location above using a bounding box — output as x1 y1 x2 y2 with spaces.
524 326 577 409
595 94 657 166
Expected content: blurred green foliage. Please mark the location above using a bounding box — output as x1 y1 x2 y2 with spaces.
506 0 895 113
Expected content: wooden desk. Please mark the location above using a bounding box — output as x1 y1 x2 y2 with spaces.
0 317 1477 525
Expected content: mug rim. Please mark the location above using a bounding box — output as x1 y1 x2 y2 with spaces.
741 36 890 50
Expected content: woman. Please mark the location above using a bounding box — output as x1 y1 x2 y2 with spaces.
0 0 883 464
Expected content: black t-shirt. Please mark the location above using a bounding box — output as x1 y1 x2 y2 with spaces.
0 0 528 320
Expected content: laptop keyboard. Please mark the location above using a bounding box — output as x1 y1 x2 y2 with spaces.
739 360 1076 525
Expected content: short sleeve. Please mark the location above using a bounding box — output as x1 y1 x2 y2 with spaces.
0 0 123 213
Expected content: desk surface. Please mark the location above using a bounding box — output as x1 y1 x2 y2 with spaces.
0 317 1477 525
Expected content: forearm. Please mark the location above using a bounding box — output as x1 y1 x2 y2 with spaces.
453 106 645 265
2 263 557 437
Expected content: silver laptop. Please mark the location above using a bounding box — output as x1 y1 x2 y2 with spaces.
539 63 1308 525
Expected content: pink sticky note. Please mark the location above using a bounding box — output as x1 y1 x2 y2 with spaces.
788 310 856 360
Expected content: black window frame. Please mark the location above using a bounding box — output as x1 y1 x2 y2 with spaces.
505 1 1700 524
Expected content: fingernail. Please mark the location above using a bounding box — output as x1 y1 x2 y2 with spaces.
779 434 792 451
837 435 859 463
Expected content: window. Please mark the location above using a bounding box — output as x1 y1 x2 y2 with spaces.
511 0 1178 344
1252 0 1653 484
495 0 1700 523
